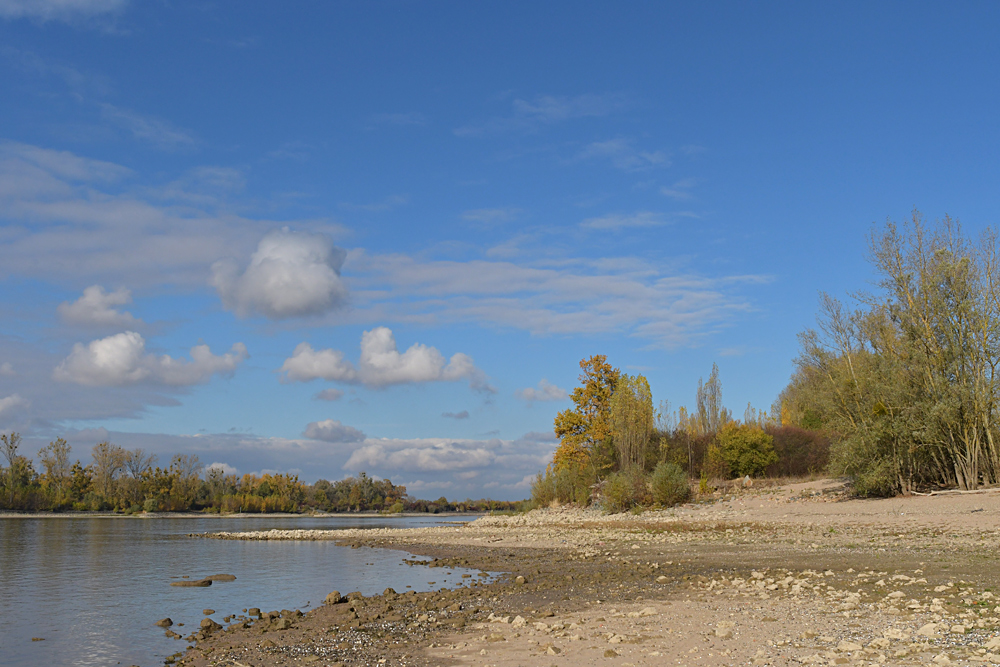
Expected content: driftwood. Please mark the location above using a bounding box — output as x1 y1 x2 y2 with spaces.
910 487 1000 497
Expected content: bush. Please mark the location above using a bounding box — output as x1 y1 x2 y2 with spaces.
714 423 778 478
531 464 597 508
142 497 158 513
602 468 651 513
765 425 830 477
650 462 690 506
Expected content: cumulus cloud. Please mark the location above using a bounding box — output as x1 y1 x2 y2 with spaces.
57 285 141 328
279 342 357 383
515 379 568 402
345 438 499 472
0 393 27 418
279 327 493 391
53 331 248 386
205 461 238 476
442 410 469 420
210 228 348 320
314 388 344 401
303 419 366 443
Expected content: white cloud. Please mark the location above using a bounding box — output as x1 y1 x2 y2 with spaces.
0 362 14 377
0 393 27 417
57 285 141 327
454 93 627 136
345 438 499 472
0 143 288 288
279 342 357 383
0 0 127 21
205 461 238 476
578 138 668 171
442 410 469 420
339 194 408 212
211 228 348 319
53 331 248 386
280 327 493 391
660 178 698 200
314 388 344 401
581 211 666 230
461 208 522 226
303 419 366 443
369 112 426 126
516 379 568 402
99 103 196 150
348 252 767 348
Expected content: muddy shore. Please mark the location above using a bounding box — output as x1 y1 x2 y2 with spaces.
172 480 1000 667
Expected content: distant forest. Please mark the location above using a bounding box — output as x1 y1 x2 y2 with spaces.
0 434 521 514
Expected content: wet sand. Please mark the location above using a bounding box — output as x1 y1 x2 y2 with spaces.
172 479 1000 667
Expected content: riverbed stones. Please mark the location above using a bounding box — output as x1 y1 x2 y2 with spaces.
170 578 212 587
205 574 236 582
325 591 345 604
199 618 222 632
155 618 173 627
202 609 215 615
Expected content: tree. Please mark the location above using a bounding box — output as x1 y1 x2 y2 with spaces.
552 355 620 472
610 373 654 471
39 438 72 501
793 212 1000 494
696 363 731 434
1 432 22 507
91 441 126 505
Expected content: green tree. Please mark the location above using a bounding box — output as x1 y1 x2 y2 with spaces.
1 432 22 507
610 373 654 471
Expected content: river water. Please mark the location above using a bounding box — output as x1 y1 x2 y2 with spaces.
0 515 482 667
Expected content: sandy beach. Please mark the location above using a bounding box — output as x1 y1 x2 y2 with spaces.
171 480 1000 667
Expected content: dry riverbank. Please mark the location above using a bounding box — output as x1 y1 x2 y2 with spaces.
173 480 1000 667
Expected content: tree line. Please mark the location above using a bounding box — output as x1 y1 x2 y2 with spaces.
533 356 830 511
779 212 1000 496
0 434 520 513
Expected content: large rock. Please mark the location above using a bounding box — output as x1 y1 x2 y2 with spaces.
325 591 345 605
170 578 212 587
205 574 237 582
155 618 173 628
199 618 223 632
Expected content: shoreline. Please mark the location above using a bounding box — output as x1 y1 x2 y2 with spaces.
0 510 488 520
172 479 1000 667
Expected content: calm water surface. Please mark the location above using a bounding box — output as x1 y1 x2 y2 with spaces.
0 515 483 667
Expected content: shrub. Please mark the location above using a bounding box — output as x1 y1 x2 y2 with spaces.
531 464 597 508
650 462 690 506
602 468 651 513
714 423 778 478
765 425 830 477
142 497 158 513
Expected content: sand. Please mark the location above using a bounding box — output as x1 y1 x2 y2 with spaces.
172 479 1000 667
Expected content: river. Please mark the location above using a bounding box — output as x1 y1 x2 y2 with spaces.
0 514 481 667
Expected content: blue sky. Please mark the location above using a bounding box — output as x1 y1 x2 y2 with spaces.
2 1 999 500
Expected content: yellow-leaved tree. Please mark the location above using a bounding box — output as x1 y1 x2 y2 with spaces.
552 355 620 473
